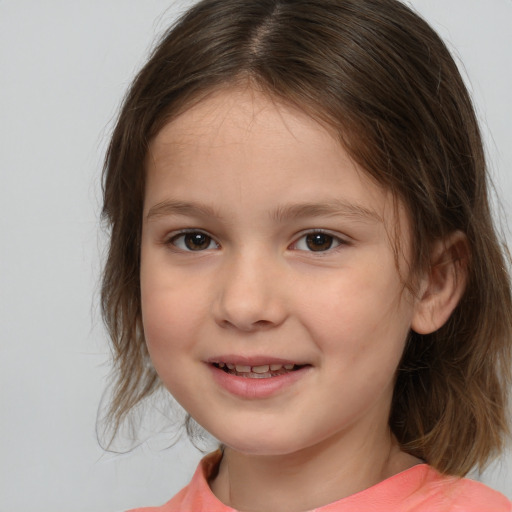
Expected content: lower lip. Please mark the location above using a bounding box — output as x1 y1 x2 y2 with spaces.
208 364 310 399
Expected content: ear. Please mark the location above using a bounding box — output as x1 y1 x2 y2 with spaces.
411 231 469 335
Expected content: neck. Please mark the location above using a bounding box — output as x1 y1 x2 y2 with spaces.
210 426 420 512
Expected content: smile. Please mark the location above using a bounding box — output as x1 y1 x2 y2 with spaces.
212 362 305 378
208 359 312 399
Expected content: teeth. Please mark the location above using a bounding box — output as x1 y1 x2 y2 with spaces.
216 362 300 373
252 365 270 374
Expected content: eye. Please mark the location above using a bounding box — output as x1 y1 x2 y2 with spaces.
168 231 219 251
292 231 343 252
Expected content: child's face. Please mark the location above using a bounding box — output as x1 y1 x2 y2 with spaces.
141 86 420 456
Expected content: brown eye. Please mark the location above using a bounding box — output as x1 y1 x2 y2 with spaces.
185 233 211 250
171 232 217 251
305 233 334 251
292 232 343 253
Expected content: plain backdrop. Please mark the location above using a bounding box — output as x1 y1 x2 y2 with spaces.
0 1 511 511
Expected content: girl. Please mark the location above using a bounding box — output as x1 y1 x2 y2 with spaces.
101 0 512 510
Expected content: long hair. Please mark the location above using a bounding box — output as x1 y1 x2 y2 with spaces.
101 0 512 475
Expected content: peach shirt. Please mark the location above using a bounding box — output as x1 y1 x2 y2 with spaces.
129 451 511 512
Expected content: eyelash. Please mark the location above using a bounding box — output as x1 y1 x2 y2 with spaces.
290 230 347 253
166 230 220 252
165 229 348 253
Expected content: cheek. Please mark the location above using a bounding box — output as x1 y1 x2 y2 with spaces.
140 283 207 405
299 263 412 359
140 271 203 357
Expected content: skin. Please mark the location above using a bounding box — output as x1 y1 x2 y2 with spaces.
140 86 427 512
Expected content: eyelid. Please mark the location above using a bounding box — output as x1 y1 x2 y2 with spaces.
289 229 350 252
162 228 349 253
164 228 221 251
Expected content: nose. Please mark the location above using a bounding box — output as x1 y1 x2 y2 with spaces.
212 251 288 332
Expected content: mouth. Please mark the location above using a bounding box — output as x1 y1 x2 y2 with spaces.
208 358 312 398
211 362 307 378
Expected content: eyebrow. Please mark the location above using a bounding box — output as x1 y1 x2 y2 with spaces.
146 200 222 221
270 201 382 223
146 198 382 224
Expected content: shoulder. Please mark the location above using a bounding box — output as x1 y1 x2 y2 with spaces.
407 467 511 512
319 465 511 512
434 476 511 512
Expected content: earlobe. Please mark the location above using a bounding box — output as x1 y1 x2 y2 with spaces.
411 231 469 335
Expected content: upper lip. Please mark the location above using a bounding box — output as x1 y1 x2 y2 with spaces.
205 355 308 366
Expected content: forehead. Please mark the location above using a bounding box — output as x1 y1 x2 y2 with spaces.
145 85 406 232
149 86 340 163
148 86 370 192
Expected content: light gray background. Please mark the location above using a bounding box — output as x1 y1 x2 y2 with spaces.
1 1 511 511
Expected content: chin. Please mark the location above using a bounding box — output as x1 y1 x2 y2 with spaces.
214 429 313 457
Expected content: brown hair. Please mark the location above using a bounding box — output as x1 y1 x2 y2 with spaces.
101 0 512 475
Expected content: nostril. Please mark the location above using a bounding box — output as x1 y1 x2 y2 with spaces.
218 318 275 331
253 319 273 328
